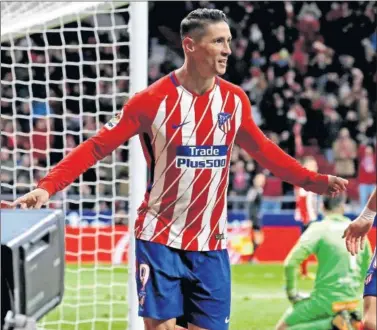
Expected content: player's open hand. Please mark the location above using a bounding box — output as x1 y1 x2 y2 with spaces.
342 217 373 256
326 175 348 197
10 188 50 209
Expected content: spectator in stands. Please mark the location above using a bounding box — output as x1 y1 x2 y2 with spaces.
83 115 97 140
322 107 342 163
358 144 377 210
65 135 78 155
32 118 54 165
80 183 95 211
115 205 128 225
18 102 31 133
333 128 357 178
0 149 13 194
2 120 16 150
246 173 266 262
16 154 34 185
229 160 252 209
16 174 30 195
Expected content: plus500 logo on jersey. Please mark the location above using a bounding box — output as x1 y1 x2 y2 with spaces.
175 145 228 169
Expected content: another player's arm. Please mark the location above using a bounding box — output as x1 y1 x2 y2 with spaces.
284 223 321 301
12 94 146 208
235 90 348 195
343 187 376 255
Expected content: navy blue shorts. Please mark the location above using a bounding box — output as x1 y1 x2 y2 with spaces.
135 239 231 329
364 248 377 297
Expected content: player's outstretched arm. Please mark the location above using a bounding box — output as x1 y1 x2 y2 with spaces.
235 90 348 196
343 187 376 256
11 94 145 209
284 223 320 303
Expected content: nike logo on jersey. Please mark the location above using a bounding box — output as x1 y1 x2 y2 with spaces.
172 121 190 129
225 317 230 323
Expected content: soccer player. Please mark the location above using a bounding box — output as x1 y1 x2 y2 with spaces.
276 194 372 330
343 187 376 330
12 8 349 330
294 156 319 279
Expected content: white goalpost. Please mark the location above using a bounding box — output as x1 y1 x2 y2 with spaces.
1 2 147 330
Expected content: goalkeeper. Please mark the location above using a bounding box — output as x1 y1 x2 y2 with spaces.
276 194 372 330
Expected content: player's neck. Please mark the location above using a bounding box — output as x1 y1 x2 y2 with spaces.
324 209 344 217
175 64 215 96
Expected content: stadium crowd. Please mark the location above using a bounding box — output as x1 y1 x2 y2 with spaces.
1 2 376 222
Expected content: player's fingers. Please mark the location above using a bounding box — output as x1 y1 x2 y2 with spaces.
35 200 43 209
348 235 355 255
10 197 25 207
27 196 37 208
336 177 349 187
342 178 349 185
331 180 347 192
360 236 366 251
352 237 356 255
1 201 13 209
354 237 360 255
333 182 345 192
336 183 346 191
20 202 28 210
331 190 338 198
351 236 357 256
342 227 349 239
334 186 344 193
345 235 352 253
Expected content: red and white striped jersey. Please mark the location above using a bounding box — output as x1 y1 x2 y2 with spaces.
38 72 329 251
294 187 318 224
134 74 241 251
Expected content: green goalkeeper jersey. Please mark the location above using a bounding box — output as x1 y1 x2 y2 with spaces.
285 214 372 305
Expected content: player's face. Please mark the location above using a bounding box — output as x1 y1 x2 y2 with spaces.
192 21 232 77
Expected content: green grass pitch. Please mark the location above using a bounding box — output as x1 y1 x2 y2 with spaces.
38 263 319 330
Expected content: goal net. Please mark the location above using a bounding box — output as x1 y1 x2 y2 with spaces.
1 2 147 329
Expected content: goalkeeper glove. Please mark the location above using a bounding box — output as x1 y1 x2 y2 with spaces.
286 290 310 304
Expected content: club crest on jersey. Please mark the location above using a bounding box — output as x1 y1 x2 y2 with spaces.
218 112 231 133
105 112 122 130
